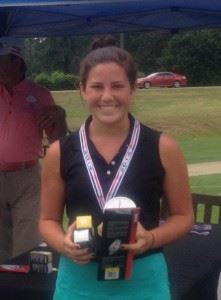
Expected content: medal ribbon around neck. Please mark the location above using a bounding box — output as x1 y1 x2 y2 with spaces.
79 119 140 210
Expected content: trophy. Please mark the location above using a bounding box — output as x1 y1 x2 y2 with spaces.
97 196 140 280
72 215 96 253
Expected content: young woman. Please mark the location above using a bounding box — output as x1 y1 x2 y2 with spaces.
39 36 194 300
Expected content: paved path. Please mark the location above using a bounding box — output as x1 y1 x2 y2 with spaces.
188 161 221 176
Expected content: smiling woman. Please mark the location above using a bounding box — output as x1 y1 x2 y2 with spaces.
39 35 193 300
80 62 134 132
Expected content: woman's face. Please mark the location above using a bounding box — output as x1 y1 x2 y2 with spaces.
80 62 135 125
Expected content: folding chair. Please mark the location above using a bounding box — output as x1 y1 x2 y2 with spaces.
192 193 221 225
160 193 221 224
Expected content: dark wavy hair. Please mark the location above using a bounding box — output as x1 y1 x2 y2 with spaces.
80 35 137 88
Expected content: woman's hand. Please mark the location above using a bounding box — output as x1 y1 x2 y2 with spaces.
62 222 94 264
121 222 154 255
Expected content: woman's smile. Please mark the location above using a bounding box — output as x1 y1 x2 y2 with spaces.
80 62 135 125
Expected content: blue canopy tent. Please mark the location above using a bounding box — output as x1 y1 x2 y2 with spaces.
0 0 221 38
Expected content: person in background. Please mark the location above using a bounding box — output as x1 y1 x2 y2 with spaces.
0 37 67 263
39 36 194 300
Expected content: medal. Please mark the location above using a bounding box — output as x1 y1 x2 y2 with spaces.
79 119 140 210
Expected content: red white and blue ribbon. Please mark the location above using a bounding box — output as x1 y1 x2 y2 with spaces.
79 119 140 210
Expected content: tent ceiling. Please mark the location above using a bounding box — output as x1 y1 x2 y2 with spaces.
0 0 221 38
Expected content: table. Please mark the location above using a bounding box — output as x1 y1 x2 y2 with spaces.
0 246 59 300
0 225 220 300
164 224 221 300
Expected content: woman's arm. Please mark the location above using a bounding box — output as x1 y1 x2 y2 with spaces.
39 141 93 263
149 133 194 247
39 141 67 252
122 133 194 254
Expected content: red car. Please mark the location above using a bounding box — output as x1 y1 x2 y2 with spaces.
136 72 187 89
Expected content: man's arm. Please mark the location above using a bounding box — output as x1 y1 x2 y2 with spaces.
38 105 68 143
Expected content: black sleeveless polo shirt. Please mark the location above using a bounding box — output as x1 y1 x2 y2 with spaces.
60 115 165 230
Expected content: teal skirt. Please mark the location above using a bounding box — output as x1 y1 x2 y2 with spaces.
53 252 171 300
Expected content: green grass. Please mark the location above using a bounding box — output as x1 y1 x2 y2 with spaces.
189 174 221 195
52 90 88 130
52 87 221 196
53 87 221 164
52 87 221 139
131 87 221 138
178 136 221 164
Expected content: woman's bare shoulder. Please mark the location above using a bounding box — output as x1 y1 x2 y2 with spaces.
43 140 60 168
159 133 186 167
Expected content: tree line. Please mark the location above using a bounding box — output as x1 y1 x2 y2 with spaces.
25 29 221 89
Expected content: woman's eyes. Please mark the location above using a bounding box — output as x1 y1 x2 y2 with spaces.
113 84 125 89
89 84 125 89
90 85 102 89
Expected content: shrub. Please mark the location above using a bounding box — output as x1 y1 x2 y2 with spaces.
35 72 54 89
35 71 80 90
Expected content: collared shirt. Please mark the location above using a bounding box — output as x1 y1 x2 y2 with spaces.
60 115 165 230
0 79 54 163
